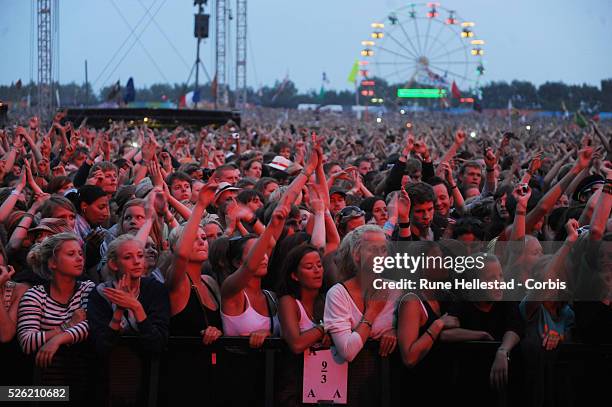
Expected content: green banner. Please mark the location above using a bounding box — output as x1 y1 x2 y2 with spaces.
397 88 447 98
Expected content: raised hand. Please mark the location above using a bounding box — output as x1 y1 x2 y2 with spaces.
528 152 542 175
575 147 594 171
402 132 415 156
414 140 430 162
141 139 157 163
53 110 67 123
483 147 497 169
147 160 164 187
437 161 454 184
565 218 580 243
454 130 466 145
198 180 218 207
512 183 531 210
397 188 411 221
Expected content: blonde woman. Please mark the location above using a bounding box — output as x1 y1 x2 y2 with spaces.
17 233 94 368
87 235 170 354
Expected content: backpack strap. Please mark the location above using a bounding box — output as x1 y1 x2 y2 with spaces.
262 290 278 335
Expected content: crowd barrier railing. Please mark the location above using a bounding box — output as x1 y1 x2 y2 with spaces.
6 337 610 407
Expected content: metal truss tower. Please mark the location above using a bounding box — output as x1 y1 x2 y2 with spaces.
37 0 55 120
235 0 247 109
215 0 229 107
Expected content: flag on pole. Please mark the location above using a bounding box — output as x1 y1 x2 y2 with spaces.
574 111 588 128
347 59 359 84
451 81 461 99
271 74 289 102
179 90 200 108
123 77 135 104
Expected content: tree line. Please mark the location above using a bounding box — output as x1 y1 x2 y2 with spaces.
1 78 610 112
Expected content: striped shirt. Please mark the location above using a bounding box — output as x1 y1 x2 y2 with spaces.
17 281 95 355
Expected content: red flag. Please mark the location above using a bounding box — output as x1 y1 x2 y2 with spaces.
451 81 461 99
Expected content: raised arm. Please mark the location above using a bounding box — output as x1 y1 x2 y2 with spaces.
509 184 532 242
221 200 290 299
438 161 465 214
170 181 218 290
308 184 326 250
0 170 26 223
523 147 592 234
590 164 612 241
439 130 465 165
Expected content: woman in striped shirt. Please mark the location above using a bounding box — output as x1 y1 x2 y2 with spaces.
17 233 94 368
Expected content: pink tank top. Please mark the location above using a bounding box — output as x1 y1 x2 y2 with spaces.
221 290 280 336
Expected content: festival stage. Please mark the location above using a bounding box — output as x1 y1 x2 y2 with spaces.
63 107 241 128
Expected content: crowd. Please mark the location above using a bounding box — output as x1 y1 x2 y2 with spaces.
0 107 611 406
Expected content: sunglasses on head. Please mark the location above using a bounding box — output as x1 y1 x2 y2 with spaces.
337 206 365 222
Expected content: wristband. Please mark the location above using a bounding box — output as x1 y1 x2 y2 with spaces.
360 317 373 328
10 189 21 196
398 222 410 229
60 322 70 331
449 184 458 190
382 221 395 232
515 210 527 216
425 329 435 342
486 167 495 172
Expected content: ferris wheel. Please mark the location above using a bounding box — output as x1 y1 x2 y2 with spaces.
359 2 485 106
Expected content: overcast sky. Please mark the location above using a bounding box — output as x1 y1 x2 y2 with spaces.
1 0 610 93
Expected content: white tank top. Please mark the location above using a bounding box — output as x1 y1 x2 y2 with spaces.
295 299 317 332
222 290 280 336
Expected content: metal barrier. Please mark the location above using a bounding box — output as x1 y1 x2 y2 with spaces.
5 338 611 406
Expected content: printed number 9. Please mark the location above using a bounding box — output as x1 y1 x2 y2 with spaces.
321 361 327 369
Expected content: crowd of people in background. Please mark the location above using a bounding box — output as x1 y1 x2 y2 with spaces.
0 107 611 406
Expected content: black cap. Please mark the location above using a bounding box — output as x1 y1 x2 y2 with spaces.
572 174 604 202
329 187 347 197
